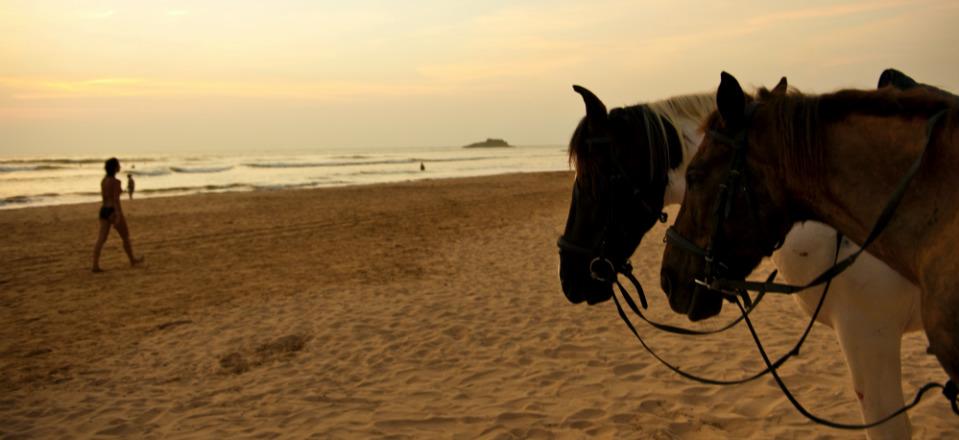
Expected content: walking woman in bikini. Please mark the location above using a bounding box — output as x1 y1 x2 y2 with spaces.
92 157 144 272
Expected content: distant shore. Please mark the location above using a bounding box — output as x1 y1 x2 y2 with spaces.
462 138 512 148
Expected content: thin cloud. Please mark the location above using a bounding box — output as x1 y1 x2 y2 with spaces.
747 0 913 27
417 56 583 84
0 76 456 101
610 0 921 64
83 10 116 20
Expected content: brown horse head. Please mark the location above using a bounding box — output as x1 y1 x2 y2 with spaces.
660 72 797 320
660 70 955 321
559 85 685 305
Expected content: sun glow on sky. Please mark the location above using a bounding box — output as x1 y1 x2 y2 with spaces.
2 0 958 155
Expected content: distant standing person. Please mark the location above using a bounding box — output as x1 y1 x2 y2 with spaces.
127 173 135 200
92 158 144 272
420 162 425 171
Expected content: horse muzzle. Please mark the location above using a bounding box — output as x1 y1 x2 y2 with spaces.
559 251 614 305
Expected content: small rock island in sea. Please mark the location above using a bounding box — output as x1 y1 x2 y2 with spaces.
462 138 513 148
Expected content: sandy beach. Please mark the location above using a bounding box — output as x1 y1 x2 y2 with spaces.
0 171 953 439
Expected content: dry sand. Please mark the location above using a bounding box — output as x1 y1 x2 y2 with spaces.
0 171 953 438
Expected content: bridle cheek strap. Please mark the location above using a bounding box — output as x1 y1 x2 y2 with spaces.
664 227 708 258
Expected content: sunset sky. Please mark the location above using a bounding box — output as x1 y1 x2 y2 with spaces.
2 0 958 155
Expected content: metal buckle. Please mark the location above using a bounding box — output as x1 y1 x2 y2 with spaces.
589 257 617 282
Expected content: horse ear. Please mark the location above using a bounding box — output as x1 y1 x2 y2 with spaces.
771 77 788 95
572 85 608 132
878 68 918 90
717 72 746 129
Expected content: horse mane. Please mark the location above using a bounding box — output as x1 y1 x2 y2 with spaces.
646 93 716 165
724 86 956 192
568 92 714 187
754 87 824 191
568 117 595 180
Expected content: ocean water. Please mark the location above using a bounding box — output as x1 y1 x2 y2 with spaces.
0 145 569 209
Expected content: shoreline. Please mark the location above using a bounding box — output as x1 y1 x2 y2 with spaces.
0 145 569 211
0 168 569 211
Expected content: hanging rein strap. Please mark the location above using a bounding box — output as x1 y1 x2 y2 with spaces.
735 294 959 428
609 231 840 385
612 270 788 385
616 262 765 336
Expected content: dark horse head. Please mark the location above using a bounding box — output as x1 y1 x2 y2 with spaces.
558 85 685 305
661 70 958 321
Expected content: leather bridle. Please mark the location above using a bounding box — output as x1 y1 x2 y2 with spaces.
664 103 765 298
556 137 667 284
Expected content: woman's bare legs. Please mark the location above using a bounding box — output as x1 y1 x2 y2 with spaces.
114 219 144 266
92 219 111 272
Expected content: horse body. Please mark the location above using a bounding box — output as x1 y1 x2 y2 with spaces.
792 106 959 385
773 222 920 439
659 73 959 435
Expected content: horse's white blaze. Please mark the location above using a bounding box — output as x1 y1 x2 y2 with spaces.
666 114 921 440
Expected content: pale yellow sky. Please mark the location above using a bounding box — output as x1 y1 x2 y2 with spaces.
2 0 958 155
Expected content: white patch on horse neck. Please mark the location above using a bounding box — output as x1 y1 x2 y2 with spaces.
663 119 705 206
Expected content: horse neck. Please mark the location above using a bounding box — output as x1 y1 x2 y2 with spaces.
662 115 706 206
784 112 954 283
